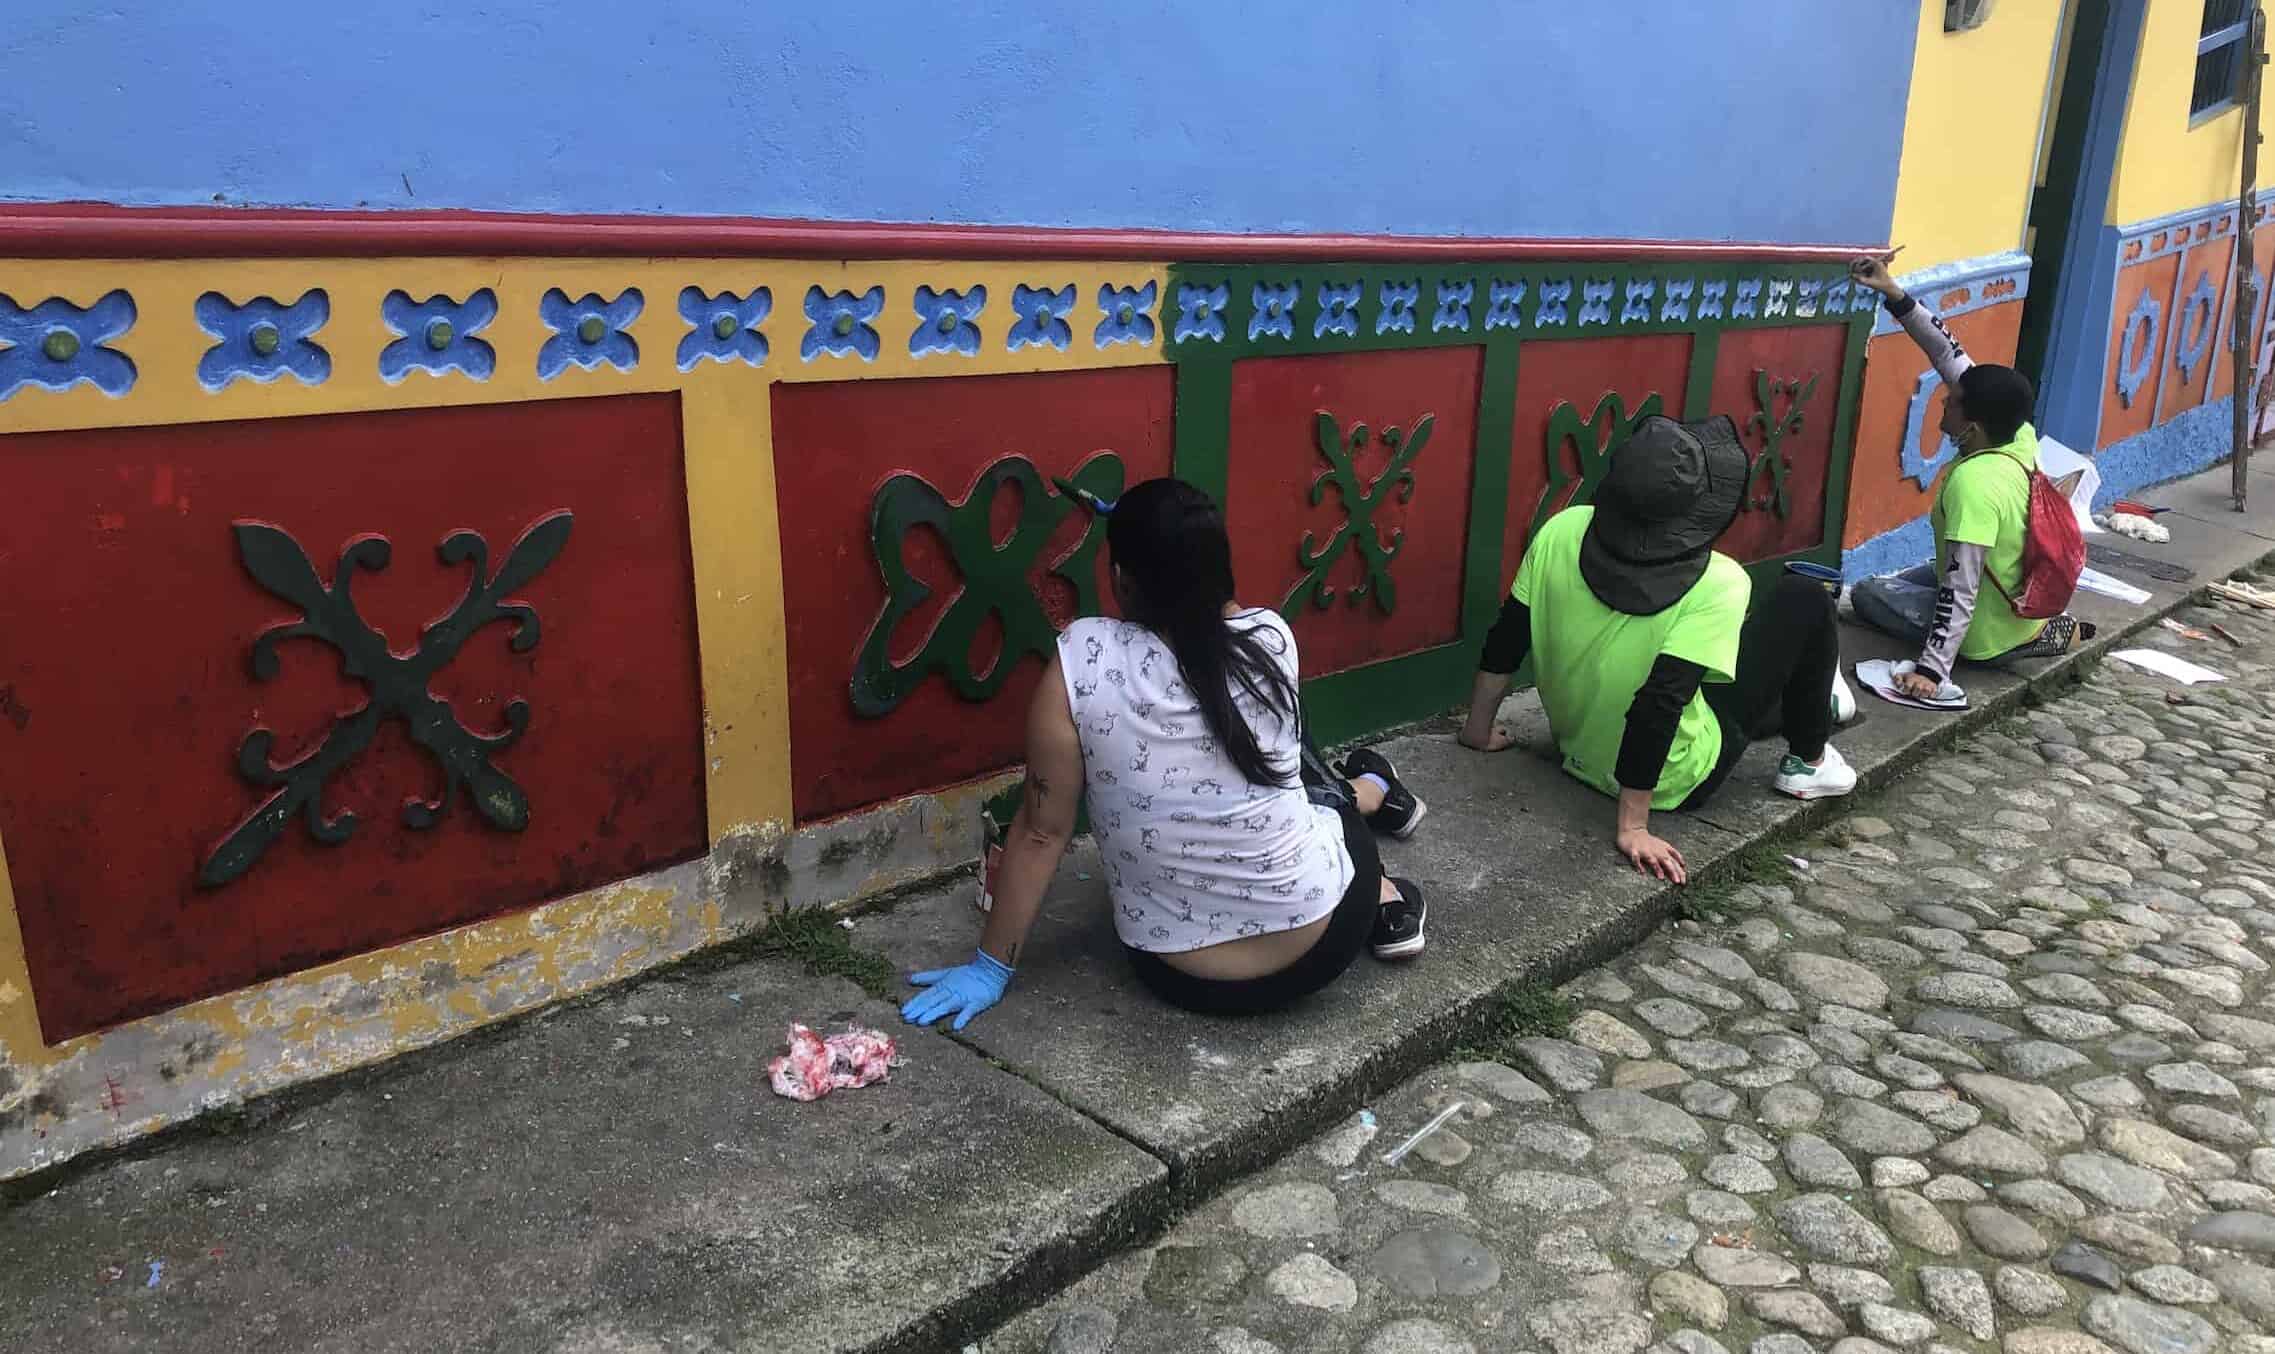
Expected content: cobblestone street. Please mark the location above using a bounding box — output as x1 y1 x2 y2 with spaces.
991 585 2275 1354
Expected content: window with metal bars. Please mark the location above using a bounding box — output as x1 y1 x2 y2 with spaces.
2195 0 2253 120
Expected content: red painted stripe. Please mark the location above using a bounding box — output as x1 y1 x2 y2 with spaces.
0 203 1884 263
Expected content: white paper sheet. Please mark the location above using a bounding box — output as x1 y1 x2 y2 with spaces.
1855 658 1969 712
2109 649 2226 685
2075 566 2151 605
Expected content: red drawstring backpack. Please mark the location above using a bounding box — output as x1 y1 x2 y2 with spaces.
1983 458 2087 620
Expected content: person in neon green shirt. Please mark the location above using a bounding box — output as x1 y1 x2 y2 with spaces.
1460 416 1856 882
1850 257 2093 698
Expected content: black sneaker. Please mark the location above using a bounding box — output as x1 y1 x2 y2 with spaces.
1336 747 1427 838
1370 877 1427 960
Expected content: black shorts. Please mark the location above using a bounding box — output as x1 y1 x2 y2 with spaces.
1122 802 1384 1017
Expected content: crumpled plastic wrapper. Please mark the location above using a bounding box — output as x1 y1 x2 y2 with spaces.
767 1023 901 1102
2102 511 2171 544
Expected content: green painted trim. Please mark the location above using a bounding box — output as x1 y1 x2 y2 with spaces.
1170 360 1233 507
1464 331 1521 628
1683 328 1722 421
1300 642 1476 748
1162 259 1866 366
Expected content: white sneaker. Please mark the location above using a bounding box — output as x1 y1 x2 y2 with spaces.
1775 743 1858 800
1831 668 1857 726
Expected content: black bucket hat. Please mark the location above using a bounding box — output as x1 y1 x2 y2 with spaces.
1579 414 1749 616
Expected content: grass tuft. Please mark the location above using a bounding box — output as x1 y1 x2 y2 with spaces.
753 909 899 1000
1455 981 1576 1064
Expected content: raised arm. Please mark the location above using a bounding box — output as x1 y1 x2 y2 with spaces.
901 655 1084 1030
1851 257 1973 386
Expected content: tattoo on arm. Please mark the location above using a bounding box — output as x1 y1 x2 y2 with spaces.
1022 774 1048 819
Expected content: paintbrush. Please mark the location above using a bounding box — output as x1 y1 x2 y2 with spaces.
1052 477 1117 515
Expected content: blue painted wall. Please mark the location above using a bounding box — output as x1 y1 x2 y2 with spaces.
0 3 1914 242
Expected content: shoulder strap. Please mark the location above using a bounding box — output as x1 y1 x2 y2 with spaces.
1976 451 2035 608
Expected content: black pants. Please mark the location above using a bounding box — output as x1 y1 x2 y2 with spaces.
1683 575 1838 808
1124 803 1384 1016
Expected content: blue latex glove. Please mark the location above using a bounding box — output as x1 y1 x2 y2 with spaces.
901 950 1014 1031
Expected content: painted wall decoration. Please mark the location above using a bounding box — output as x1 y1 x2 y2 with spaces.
1223 349 1480 682
194 290 330 390
2098 202 2260 452
774 366 1176 823
197 510 576 889
0 227 1872 1177
1286 411 1433 616
0 291 136 397
2113 288 2164 412
0 395 707 1039
1506 334 1693 589
851 455 1122 718
1709 324 1849 564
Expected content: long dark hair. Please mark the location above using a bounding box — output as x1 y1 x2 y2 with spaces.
1105 478 1298 788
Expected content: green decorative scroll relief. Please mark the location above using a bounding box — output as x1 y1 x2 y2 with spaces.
1745 369 1819 516
199 511 574 888
1284 410 1432 616
851 454 1124 718
1536 391 1665 539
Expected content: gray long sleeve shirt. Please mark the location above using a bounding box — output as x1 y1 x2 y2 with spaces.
1887 291 1989 684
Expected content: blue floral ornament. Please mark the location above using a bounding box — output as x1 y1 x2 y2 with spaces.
1660 279 1695 323
1378 280 1421 335
0 290 137 399
1577 279 1614 326
911 284 986 357
1433 280 1474 333
1484 280 1527 331
379 290 497 382
1535 279 1573 327
1315 280 1362 339
1250 281 1300 341
677 286 771 370
1094 281 1157 348
802 285 885 361
538 287 642 377
1173 283 1230 343
1009 283 1075 352
1620 280 1654 325
195 290 329 390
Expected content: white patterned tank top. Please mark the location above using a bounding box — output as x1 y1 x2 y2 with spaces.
1057 611 1354 953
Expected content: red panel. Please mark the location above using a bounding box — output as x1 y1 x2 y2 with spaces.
774 368 1175 823
1503 334 1694 588
0 397 707 1039
1845 303 2023 548
1223 349 1482 678
1710 323 1850 563
2162 238 2235 420
2101 254 2179 449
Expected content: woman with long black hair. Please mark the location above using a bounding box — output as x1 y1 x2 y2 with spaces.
901 478 1430 1031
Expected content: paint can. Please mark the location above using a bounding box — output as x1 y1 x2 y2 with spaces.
1783 560 1843 595
975 803 1007 914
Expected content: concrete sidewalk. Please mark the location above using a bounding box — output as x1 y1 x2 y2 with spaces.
3 461 2272 1354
